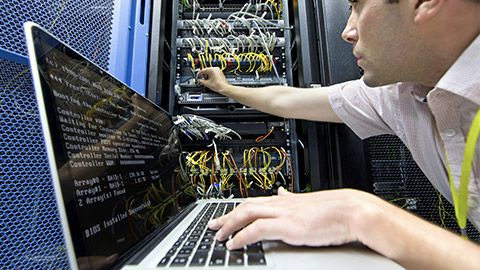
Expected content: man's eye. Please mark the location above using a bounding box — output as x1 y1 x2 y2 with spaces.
348 0 358 9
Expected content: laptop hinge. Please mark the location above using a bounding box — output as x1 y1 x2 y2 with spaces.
123 202 198 265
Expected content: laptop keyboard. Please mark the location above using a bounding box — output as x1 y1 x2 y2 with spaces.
158 202 266 267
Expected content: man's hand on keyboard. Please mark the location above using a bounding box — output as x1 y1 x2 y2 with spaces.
208 185 480 270
207 187 375 250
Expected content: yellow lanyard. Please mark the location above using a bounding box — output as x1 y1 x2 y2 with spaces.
445 108 480 239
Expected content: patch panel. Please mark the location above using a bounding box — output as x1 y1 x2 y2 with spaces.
174 1 291 106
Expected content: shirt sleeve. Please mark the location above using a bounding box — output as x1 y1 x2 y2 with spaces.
327 78 401 139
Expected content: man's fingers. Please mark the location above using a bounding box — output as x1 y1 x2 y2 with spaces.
196 69 208 78
196 69 210 82
208 196 286 241
197 67 218 78
214 203 280 241
277 186 292 196
208 196 276 229
226 218 285 250
207 212 231 230
197 72 208 80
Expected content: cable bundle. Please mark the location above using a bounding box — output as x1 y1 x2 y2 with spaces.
174 114 241 141
184 146 293 198
183 1 284 21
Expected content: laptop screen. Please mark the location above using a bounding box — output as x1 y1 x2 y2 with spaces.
27 25 195 269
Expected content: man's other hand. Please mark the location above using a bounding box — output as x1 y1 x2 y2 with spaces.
208 187 367 250
197 67 230 93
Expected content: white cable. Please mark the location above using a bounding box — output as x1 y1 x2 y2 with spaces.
252 21 282 84
228 11 292 30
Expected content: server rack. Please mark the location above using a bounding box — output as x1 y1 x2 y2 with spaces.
150 0 301 198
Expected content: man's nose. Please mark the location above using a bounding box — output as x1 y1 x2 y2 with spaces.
342 15 358 44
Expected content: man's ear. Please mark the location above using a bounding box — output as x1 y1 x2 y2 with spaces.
414 0 445 24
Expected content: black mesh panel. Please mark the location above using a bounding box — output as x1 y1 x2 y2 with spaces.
368 135 480 241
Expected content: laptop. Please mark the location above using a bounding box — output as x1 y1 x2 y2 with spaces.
24 22 403 270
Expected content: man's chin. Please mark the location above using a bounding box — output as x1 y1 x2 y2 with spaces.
363 79 381 88
362 73 398 88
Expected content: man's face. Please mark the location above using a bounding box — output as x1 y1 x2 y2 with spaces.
343 0 420 87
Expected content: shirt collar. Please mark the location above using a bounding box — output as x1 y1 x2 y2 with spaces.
410 83 431 103
435 34 480 105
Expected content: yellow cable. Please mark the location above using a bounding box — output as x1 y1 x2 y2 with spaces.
187 53 196 69
199 54 205 69
221 54 227 70
49 0 66 30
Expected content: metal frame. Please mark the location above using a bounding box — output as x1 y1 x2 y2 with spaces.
146 0 169 105
109 0 152 95
0 48 28 66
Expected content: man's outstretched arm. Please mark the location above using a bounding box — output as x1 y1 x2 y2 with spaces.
208 188 480 269
197 67 343 123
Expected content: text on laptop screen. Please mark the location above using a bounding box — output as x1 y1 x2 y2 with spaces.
31 26 195 268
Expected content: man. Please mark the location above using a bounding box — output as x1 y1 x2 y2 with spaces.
197 0 480 268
